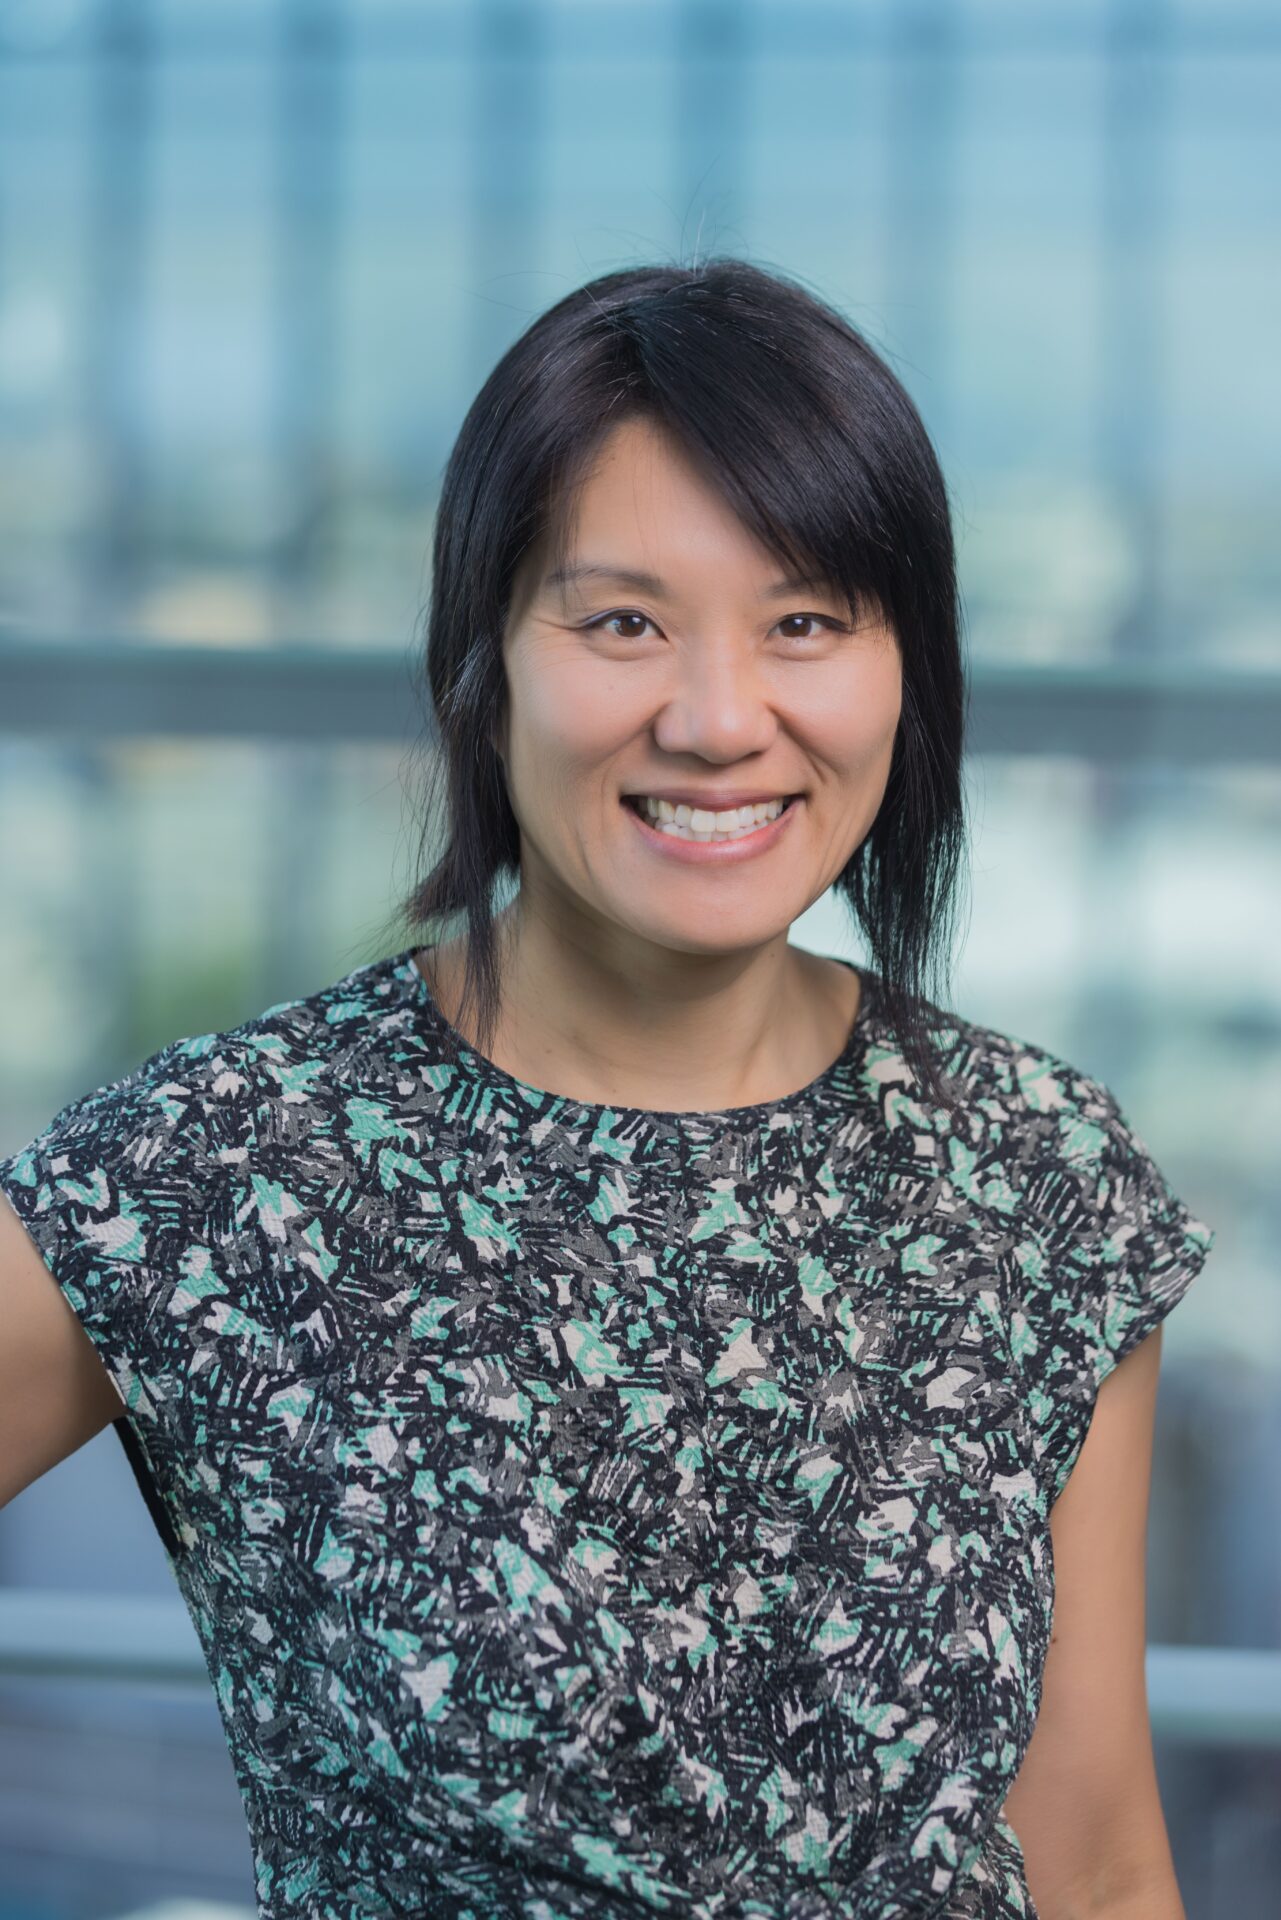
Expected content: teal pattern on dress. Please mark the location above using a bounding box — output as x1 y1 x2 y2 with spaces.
0 947 1215 1919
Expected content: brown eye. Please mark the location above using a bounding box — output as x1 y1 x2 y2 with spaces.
777 613 842 641
586 611 654 640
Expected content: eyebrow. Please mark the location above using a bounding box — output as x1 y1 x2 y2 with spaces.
542 562 838 600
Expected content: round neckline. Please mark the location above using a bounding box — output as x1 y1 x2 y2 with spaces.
389 943 881 1128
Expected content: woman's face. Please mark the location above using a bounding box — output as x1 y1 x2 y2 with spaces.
496 414 903 964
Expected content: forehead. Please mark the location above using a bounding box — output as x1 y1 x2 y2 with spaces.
558 416 738 543
533 421 833 602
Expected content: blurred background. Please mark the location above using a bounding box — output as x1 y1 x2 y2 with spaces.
0 0 1278 1915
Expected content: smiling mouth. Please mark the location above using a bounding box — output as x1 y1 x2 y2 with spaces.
624 794 799 842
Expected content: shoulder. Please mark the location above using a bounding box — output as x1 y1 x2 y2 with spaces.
0 949 405 1227
926 1000 1202 1240
955 1007 1121 1142
872 984 1121 1168
867 987 1200 1273
926 1009 1215 1492
0 953 420 1448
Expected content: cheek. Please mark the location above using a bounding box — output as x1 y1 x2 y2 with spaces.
506 664 633 812
798 665 902 772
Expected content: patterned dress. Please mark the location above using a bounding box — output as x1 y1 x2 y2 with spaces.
0 945 1215 1920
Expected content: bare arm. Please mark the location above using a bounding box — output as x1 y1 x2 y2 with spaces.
1002 1326 1184 1918
0 1188 126 1508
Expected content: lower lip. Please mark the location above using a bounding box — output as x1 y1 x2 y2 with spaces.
622 797 801 864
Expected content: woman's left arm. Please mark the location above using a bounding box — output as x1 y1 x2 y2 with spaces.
1001 1325 1187 1920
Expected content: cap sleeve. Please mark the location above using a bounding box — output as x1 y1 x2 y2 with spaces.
0 1035 230 1560
1010 1068 1216 1508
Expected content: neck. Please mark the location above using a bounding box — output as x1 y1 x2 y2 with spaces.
422 903 860 1113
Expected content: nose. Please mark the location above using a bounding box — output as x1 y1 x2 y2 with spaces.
649 639 778 764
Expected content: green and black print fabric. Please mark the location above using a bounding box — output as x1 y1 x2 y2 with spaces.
0 947 1215 1920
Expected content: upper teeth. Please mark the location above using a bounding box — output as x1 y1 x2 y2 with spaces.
637 796 787 836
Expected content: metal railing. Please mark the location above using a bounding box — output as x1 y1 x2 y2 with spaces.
3 634 1280 764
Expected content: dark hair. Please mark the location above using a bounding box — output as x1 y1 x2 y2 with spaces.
383 254 970 1111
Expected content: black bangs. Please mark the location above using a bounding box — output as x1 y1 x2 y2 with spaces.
387 254 969 1111
585 280 912 636
530 268 919 642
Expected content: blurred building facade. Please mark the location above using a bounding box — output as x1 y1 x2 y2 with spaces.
1 3 1278 1916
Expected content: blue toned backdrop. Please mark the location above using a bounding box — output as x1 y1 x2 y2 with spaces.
0 3 1277 1916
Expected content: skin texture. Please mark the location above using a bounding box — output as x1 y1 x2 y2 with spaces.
1002 1328 1188 1920
422 412 903 1114
0 1187 126 1507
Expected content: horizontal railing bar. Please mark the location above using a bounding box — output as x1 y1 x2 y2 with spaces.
2 635 1279 763
2 7 1278 64
0 1592 209 1686
0 1591 1278 1747
0 635 427 747
1146 1644 1281 1750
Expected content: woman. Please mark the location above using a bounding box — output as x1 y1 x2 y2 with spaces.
1 258 1214 1919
